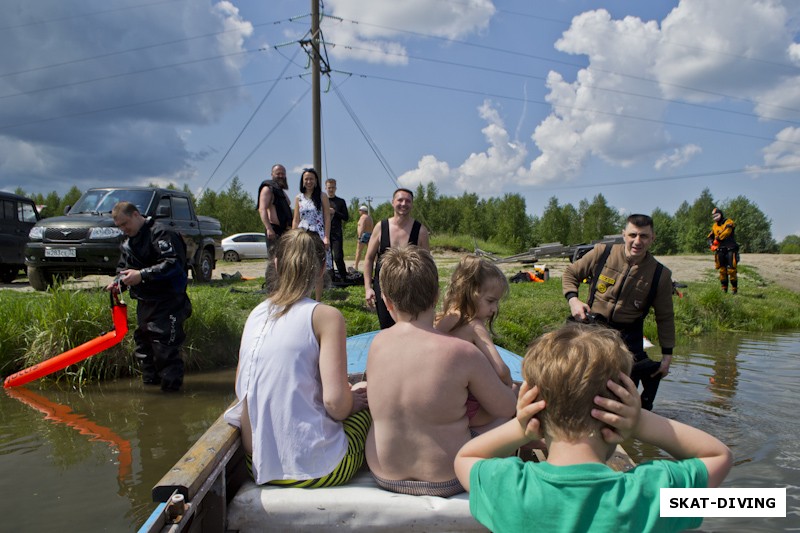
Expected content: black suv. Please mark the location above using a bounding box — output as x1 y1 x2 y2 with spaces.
24 187 222 291
0 191 40 283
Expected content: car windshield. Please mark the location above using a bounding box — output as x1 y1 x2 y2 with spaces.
69 189 155 215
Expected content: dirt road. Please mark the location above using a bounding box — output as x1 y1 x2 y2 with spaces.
2 253 799 293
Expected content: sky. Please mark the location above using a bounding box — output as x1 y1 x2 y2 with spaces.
1 0 799 240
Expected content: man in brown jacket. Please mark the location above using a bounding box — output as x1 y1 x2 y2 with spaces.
562 213 674 410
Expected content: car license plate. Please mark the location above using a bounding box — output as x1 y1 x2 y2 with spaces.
45 247 77 258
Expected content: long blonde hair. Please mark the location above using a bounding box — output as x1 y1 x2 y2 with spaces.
439 255 508 333
270 229 326 317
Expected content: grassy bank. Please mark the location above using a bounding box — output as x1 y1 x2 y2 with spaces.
2 257 800 388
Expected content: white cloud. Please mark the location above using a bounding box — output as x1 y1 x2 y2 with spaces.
398 100 527 195
655 0 795 101
0 0 253 191
654 144 702 170
512 1 800 186
758 127 800 169
323 0 494 65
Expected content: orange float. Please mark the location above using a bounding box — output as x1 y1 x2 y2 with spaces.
3 292 128 388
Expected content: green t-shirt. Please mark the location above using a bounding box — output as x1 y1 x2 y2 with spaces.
470 457 707 532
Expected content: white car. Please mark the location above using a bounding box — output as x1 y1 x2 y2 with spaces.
221 232 268 261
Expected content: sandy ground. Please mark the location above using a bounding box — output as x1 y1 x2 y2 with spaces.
2 252 799 293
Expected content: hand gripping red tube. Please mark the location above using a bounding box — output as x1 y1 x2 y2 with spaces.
4 293 129 389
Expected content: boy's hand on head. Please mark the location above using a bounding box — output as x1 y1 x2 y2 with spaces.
516 382 546 440
591 372 641 444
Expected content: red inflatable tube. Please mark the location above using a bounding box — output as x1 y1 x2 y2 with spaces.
3 300 128 389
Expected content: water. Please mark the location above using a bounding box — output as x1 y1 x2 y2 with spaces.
1 333 799 531
0 370 236 532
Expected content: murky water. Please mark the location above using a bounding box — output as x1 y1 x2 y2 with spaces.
1 333 799 531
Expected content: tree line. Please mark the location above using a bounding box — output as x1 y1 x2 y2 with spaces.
14 181 797 255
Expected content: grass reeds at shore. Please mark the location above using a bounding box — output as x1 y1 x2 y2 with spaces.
2 259 800 388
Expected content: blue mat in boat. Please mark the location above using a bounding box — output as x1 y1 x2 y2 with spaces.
346 330 524 381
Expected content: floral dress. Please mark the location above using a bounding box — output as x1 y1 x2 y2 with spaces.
296 194 332 269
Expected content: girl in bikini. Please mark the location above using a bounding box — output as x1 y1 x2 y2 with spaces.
436 255 514 427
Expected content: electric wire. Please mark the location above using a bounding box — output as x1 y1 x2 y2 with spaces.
215 86 312 193
202 44 304 191
328 69 800 148
324 14 800 117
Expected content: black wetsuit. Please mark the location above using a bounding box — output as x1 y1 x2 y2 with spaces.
328 195 349 280
117 219 191 391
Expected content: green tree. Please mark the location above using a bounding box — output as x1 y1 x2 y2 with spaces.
779 234 800 254
537 197 570 244
675 189 715 253
581 194 618 243
492 194 532 252
720 196 775 253
650 208 677 255
195 177 260 235
60 186 83 215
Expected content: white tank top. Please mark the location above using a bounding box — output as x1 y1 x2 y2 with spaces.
224 298 347 483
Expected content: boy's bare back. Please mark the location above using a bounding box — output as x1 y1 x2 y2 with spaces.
366 322 515 483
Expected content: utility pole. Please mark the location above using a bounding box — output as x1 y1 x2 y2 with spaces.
311 0 322 180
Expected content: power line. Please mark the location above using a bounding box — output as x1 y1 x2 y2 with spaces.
202 45 303 191
0 0 183 31
326 41 800 128
324 14 800 117
215 86 312 193
328 69 800 148
536 163 800 192
329 80 399 189
0 16 302 79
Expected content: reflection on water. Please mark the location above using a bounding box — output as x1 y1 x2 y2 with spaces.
626 332 800 531
1 334 799 531
0 369 235 531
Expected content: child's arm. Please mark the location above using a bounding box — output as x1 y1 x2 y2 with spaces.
593 373 733 488
471 321 513 386
455 382 545 490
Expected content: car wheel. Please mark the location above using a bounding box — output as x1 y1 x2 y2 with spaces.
27 266 54 291
1 266 19 283
193 249 214 282
223 250 240 262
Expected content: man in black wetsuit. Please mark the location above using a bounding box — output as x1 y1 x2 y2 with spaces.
107 202 191 392
325 178 350 282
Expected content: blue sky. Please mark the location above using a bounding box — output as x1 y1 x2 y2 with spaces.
1 0 799 239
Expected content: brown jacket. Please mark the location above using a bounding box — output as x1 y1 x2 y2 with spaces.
562 244 675 351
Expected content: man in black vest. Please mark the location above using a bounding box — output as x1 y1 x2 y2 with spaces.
256 163 292 242
325 178 349 282
106 201 191 392
256 164 293 285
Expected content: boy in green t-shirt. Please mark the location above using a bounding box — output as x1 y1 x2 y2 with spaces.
454 324 733 532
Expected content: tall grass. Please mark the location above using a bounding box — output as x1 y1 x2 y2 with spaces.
2 255 799 386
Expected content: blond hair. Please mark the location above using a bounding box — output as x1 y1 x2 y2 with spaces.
522 324 633 442
440 255 508 333
379 245 438 319
270 229 326 318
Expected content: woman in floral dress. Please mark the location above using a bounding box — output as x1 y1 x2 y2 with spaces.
292 168 331 300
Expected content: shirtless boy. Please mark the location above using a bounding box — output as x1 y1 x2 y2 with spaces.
365 245 516 497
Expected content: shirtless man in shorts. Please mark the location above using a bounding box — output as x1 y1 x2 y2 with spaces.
353 205 373 272
365 245 516 497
